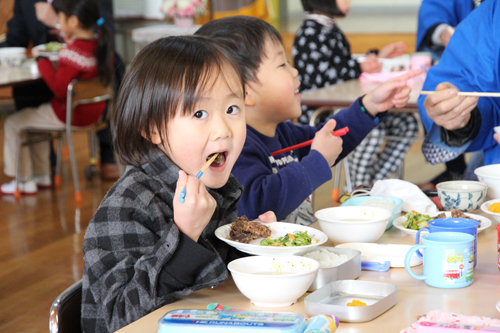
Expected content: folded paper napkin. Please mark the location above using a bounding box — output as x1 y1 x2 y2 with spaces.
401 310 500 333
369 179 438 213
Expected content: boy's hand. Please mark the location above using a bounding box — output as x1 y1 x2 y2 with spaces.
257 211 277 223
362 68 423 116
423 82 478 130
311 119 343 167
173 170 216 242
360 53 382 73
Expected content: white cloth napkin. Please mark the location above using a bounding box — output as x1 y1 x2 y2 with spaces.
369 179 438 213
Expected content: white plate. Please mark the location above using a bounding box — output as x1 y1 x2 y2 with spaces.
335 243 422 267
392 211 492 235
215 221 328 256
33 43 65 61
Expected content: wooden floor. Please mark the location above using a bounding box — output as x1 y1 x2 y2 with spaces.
0 121 114 332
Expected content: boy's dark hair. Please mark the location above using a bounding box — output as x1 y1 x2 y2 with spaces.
114 36 244 167
195 16 283 84
55 0 113 86
300 0 345 17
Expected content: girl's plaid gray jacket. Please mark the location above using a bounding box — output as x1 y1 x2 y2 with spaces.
81 148 243 332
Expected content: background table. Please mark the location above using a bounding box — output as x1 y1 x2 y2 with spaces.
116 215 500 333
0 59 41 88
300 77 425 111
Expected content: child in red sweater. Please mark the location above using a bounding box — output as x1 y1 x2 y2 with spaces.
1 0 112 195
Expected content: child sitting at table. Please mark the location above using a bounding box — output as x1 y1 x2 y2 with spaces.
1 0 112 195
195 16 421 224
293 0 418 189
81 36 276 333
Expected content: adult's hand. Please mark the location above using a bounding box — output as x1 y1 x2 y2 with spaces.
35 2 58 28
423 82 478 131
440 26 455 47
494 133 500 145
360 53 382 73
379 42 407 58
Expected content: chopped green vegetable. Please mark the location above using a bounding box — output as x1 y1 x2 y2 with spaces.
260 231 314 247
43 42 64 52
402 210 433 230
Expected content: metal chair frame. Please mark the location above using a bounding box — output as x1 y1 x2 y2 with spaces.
308 106 423 201
49 280 83 333
14 78 113 202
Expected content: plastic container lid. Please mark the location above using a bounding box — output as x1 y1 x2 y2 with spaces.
158 310 306 333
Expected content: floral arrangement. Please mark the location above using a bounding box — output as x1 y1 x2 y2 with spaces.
161 0 207 18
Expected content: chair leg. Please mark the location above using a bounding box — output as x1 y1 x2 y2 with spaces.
332 162 342 205
14 133 23 199
343 158 353 193
54 134 64 188
83 132 99 181
65 130 81 202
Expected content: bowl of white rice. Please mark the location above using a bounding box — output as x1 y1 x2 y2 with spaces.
340 196 403 230
303 247 361 291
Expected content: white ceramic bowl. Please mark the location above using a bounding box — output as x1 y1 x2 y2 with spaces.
475 164 500 199
0 47 26 67
228 256 319 307
480 199 500 224
314 206 392 244
436 181 488 212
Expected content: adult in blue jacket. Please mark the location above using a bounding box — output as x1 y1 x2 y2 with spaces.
418 0 500 168
416 0 484 60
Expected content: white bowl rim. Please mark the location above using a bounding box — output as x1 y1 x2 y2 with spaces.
315 206 392 224
0 47 27 56
436 180 488 191
228 256 320 278
474 164 500 179
481 199 500 216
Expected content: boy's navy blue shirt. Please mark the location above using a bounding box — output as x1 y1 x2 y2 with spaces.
232 98 379 221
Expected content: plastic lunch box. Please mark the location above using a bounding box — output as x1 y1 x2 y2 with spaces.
158 310 306 333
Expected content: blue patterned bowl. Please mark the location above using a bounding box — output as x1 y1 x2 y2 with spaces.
436 181 488 212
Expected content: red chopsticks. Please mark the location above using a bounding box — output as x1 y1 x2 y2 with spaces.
271 126 349 156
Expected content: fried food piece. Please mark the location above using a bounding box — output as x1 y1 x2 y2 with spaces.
229 216 271 243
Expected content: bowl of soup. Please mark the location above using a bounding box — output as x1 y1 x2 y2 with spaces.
315 206 392 244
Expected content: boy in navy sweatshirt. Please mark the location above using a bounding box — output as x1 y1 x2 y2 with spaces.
196 16 421 225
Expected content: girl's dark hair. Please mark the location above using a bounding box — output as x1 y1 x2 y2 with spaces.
114 36 244 167
300 0 345 17
195 16 283 84
55 0 113 86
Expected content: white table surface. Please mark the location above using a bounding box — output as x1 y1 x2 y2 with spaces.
0 58 41 88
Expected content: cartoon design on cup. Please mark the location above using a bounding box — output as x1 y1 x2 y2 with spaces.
405 232 475 288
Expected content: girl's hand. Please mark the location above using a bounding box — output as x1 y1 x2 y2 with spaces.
360 53 382 73
494 133 500 145
379 42 407 58
173 170 216 242
311 119 343 167
362 68 423 116
423 82 478 130
257 211 277 223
